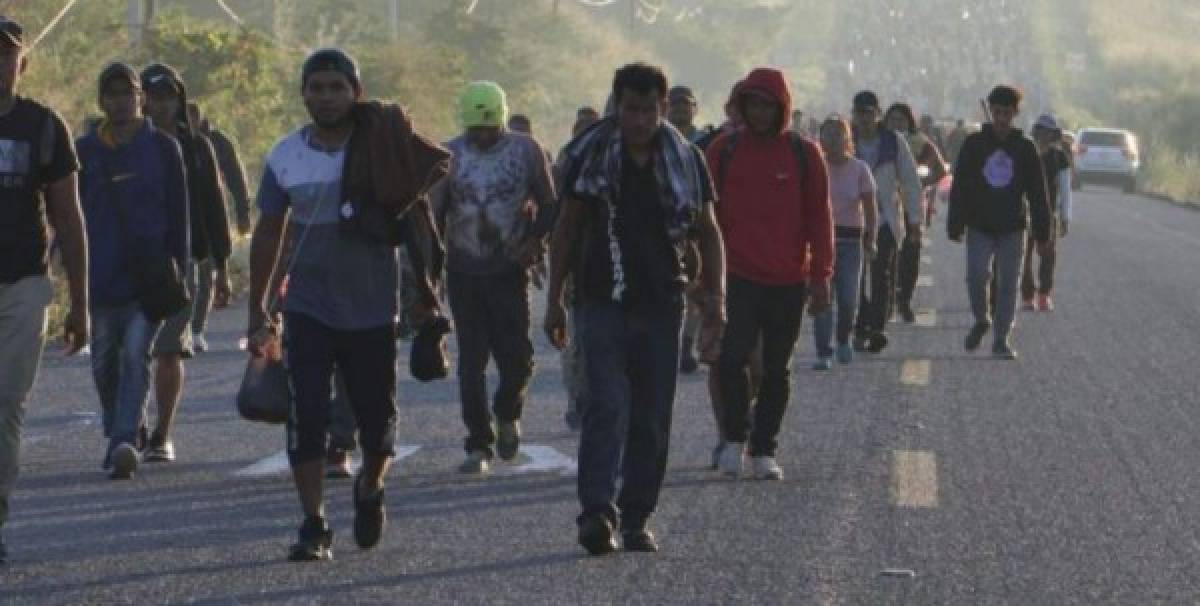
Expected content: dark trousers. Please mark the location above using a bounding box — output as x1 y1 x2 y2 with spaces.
283 313 397 466
857 226 899 336
576 296 682 531
718 275 807 457
447 269 534 457
1020 230 1057 300
897 234 921 308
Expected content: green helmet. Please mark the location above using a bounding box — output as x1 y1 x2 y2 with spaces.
459 81 508 129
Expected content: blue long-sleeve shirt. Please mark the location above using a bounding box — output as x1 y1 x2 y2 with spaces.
77 120 189 306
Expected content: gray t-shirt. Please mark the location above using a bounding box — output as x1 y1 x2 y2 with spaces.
257 126 397 330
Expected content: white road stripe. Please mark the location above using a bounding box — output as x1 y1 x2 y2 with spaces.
920 255 933 265
235 445 422 477
900 359 931 386
915 309 938 327
916 275 934 288
494 445 577 477
891 450 939 508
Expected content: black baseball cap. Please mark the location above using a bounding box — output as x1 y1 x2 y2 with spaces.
141 63 185 97
0 16 24 48
669 86 696 104
97 62 140 95
853 90 880 111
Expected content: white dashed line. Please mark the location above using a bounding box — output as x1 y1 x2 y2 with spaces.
235 445 422 477
915 309 938 327
900 359 931 386
916 275 934 288
891 450 939 508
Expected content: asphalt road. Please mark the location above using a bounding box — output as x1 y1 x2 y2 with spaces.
3 186 1199 604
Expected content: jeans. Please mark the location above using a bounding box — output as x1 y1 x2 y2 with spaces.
857 226 898 336
897 235 921 308
282 313 397 466
814 240 864 358
447 269 535 457
576 296 683 530
0 275 52 528
966 228 1027 346
719 276 808 457
562 307 587 421
1021 225 1057 300
191 258 213 334
90 302 160 449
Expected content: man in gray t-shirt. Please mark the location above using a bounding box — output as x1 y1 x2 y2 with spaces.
432 81 556 475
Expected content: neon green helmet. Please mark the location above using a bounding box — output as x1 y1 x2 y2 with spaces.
459 81 508 129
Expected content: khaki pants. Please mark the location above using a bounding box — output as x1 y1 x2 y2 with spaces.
0 275 52 528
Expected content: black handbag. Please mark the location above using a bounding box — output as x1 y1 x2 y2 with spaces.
103 161 191 323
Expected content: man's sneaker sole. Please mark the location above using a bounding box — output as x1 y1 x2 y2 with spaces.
288 542 333 561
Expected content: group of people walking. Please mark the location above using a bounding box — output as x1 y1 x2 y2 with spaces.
0 11 1072 564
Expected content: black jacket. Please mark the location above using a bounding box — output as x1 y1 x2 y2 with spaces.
947 124 1051 242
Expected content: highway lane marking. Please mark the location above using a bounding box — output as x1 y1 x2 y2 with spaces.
235 445 421 477
891 450 939 508
900 359 931 386
494 445 577 477
920 255 932 265
914 309 937 327
916 275 934 288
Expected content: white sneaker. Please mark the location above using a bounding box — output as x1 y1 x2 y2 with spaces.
718 442 745 478
192 333 208 353
752 456 784 481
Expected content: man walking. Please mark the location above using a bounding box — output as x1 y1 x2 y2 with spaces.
705 68 833 480
1021 113 1072 312
948 85 1051 360
140 64 232 463
77 62 190 480
0 16 89 563
434 81 556 475
247 48 447 561
851 91 922 353
547 62 726 555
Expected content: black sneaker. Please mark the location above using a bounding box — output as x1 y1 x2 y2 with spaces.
866 331 889 354
288 516 333 562
353 474 386 549
899 304 916 324
109 442 139 480
496 421 521 462
578 513 617 556
852 335 869 352
992 342 1019 361
964 323 990 352
622 528 659 553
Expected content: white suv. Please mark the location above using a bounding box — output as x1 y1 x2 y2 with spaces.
1074 128 1140 193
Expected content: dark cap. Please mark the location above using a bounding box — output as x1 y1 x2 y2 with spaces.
0 16 24 48
852 90 880 110
97 62 140 95
669 85 696 104
302 48 361 92
140 63 184 97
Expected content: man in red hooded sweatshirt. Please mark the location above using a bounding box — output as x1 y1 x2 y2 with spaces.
705 68 833 481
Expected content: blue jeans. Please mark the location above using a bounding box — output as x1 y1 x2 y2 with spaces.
576 296 683 530
90 302 160 449
814 240 864 358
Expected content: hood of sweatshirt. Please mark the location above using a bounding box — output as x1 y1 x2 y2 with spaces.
737 68 792 136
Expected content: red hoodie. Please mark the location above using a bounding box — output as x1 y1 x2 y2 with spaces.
705 68 833 286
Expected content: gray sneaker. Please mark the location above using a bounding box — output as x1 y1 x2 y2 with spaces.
496 421 521 462
751 456 784 481
718 442 745 478
458 450 491 475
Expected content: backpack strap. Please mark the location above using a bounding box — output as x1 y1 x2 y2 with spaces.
715 131 740 196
